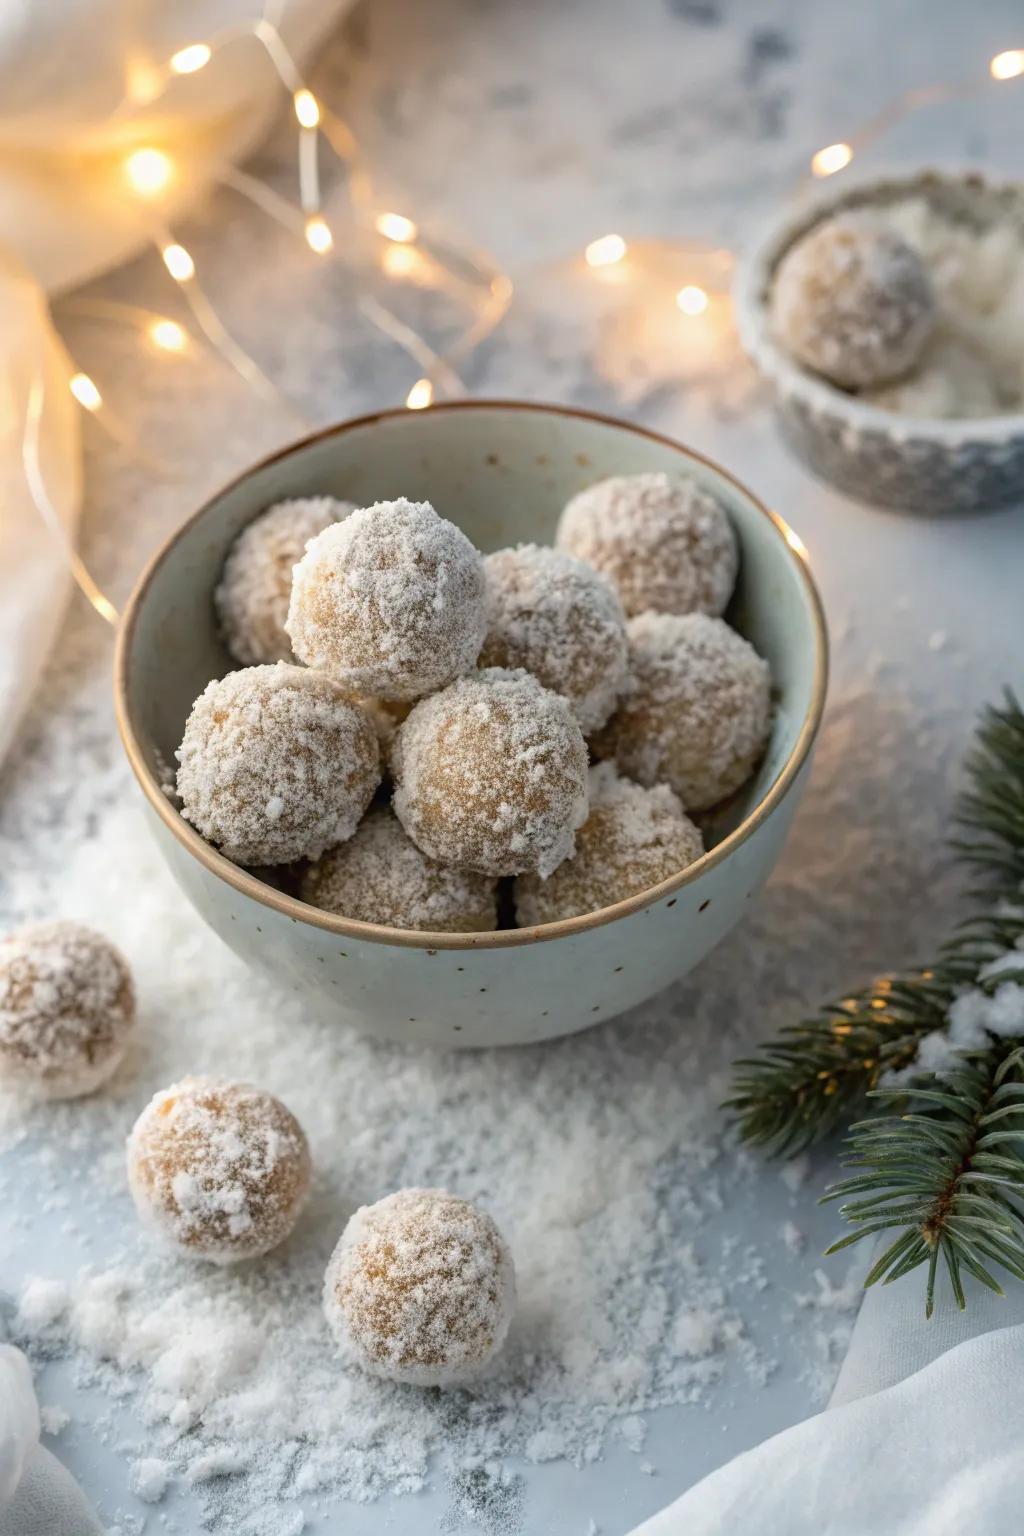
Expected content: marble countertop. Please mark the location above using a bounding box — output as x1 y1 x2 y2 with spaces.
2 0 1024 1531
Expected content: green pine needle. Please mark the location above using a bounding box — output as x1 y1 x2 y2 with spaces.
725 689 1024 1313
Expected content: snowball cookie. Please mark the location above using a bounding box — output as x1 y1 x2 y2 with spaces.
557 472 738 619
323 1188 515 1386
516 763 704 926
214 496 352 666
595 613 771 812
301 808 498 933
176 663 380 866
391 668 589 878
770 213 936 389
479 545 629 732
0 921 134 1100
286 498 487 703
127 1076 311 1263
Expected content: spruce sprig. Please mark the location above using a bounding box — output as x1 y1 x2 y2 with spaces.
725 690 1024 1312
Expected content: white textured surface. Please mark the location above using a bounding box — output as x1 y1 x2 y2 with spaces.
1 0 1023 1532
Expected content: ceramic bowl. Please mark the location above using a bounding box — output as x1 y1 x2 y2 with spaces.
115 401 827 1048
735 167 1024 513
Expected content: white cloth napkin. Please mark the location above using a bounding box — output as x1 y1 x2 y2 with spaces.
629 1264 1024 1534
0 1346 103 1536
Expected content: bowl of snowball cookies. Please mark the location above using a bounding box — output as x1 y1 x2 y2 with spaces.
113 400 827 1047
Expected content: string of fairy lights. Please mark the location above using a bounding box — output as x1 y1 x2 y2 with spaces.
25 30 1024 627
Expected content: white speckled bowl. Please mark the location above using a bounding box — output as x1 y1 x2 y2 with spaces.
115 401 826 1048
735 167 1024 513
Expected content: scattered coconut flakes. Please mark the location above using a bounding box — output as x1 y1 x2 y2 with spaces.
781 1221 806 1255
131 1457 172 1503
40 1403 70 1435
779 1156 810 1194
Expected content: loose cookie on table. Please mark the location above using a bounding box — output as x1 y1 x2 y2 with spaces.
323 1188 515 1386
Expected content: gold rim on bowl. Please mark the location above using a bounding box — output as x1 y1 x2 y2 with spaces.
114 399 829 952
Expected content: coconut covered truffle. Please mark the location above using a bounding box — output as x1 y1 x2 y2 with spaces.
176 663 380 866
516 764 704 926
0 922 135 1100
479 545 629 732
558 472 738 620
301 808 498 933
286 498 487 703
214 497 352 666
595 613 771 812
391 668 589 878
770 213 936 389
127 1077 311 1263
323 1188 515 1386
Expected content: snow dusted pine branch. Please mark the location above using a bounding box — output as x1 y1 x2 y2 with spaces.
727 691 1024 1313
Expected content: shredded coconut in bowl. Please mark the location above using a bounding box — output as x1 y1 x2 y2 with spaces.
301 807 498 932
480 545 629 733
0 921 134 1100
515 763 704 926
595 613 771 813
128 1077 312 1264
214 497 352 667
176 663 380 866
556 472 738 620
286 498 487 703
391 667 590 878
323 1188 516 1387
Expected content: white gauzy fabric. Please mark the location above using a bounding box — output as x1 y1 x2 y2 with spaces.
0 1345 103 1536
0 0 351 768
629 1267 1024 1535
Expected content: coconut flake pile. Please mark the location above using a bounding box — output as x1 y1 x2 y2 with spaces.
0 799 813 1531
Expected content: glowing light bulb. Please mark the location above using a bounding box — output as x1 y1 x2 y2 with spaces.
125 147 173 196
381 244 420 278
810 142 853 178
170 43 212 74
161 243 195 282
584 234 627 268
69 373 102 411
405 378 433 410
990 49 1024 80
294 89 320 128
149 319 187 351
375 211 418 243
676 284 709 316
305 216 334 254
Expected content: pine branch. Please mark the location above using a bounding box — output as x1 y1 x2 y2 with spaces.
822 1044 1024 1317
725 690 1024 1157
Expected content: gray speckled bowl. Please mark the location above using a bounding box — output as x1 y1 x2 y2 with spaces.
115 401 826 1048
736 167 1024 513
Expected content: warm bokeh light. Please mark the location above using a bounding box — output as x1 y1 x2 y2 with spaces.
783 523 808 559
293 89 320 128
69 373 102 411
305 215 334 253
405 377 433 409
125 147 173 196
381 243 421 278
585 233 627 268
990 49 1024 80
811 142 853 178
170 43 212 75
676 284 709 316
161 243 195 282
149 319 187 352
376 211 418 244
